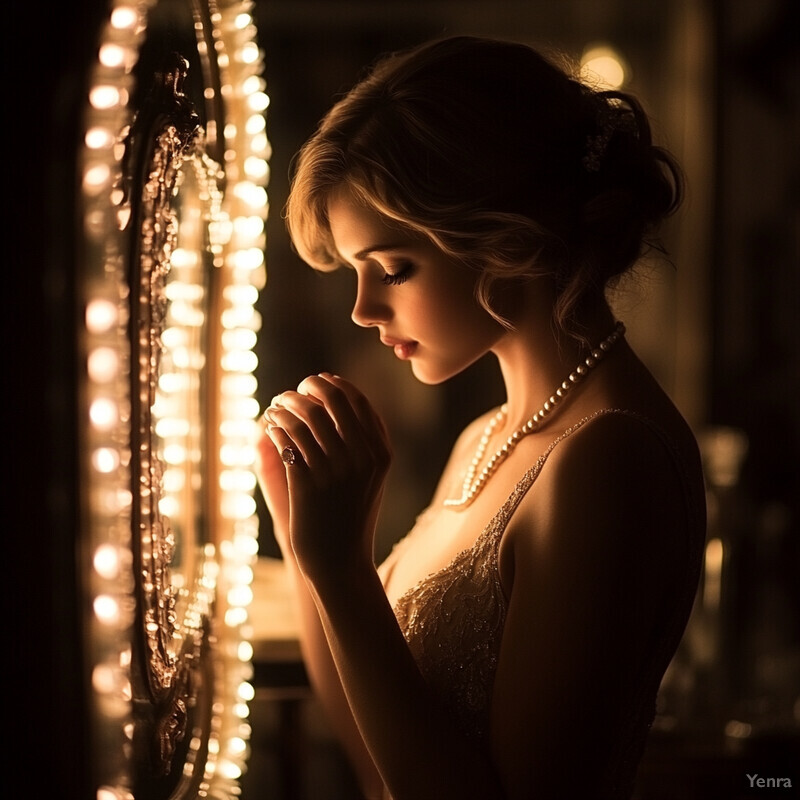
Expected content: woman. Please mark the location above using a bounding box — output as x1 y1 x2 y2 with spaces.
256 36 706 800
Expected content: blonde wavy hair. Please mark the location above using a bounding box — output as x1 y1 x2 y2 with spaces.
286 36 682 339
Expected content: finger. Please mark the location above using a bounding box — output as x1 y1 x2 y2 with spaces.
297 374 381 446
314 374 392 456
266 397 334 468
265 422 308 469
270 390 348 458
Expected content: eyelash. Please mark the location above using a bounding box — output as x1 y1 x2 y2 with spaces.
380 262 413 286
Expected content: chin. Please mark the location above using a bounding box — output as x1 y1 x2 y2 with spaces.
409 357 474 386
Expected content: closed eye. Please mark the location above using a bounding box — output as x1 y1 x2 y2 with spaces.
380 262 414 286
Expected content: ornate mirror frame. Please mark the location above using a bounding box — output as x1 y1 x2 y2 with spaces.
79 1 268 797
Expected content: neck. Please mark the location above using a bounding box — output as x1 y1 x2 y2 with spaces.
491 301 618 432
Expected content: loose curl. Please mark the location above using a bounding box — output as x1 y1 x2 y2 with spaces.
286 35 683 340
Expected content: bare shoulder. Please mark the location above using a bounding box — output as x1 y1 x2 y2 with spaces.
503 407 705 593
490 407 706 793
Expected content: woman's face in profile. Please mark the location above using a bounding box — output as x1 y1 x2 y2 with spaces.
327 187 506 385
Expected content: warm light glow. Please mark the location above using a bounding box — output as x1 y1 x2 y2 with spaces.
84 164 112 193
234 12 252 29
221 326 257 350
225 606 249 627
88 347 120 382
247 91 270 112
221 373 258 396
110 6 138 30
94 594 122 626
237 681 255 702
94 544 122 580
244 156 269 180
232 214 265 239
241 75 263 95
236 42 260 65
90 85 124 110
223 283 258 306
99 43 127 69
82 3 268 795
244 114 266 135
93 447 120 473
220 494 257 520
220 469 257 492
221 349 258 374
86 299 118 333
580 44 629 90
703 537 724 611
237 640 254 662
227 736 248 756
86 127 116 150
90 398 119 430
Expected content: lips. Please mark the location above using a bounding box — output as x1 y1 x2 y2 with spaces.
381 336 418 360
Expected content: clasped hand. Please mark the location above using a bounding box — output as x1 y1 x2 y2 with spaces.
257 373 392 582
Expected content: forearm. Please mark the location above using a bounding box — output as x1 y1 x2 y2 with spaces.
305 558 505 800
274 536 383 798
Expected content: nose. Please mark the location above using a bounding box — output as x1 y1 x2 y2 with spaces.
350 276 391 328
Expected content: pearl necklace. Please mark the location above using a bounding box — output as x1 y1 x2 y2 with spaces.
444 322 625 509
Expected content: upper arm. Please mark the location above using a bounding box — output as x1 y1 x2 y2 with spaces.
489 414 692 797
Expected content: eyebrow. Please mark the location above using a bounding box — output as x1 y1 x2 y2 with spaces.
352 243 407 261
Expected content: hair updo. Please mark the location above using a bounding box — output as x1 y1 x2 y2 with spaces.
286 35 683 338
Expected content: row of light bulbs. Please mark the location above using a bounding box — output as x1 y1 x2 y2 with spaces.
82 2 268 797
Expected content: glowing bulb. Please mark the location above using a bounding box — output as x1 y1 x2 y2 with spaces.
94 594 121 625
221 349 258 374
158 496 179 518
84 164 111 193
234 12 252 29
85 127 115 150
110 6 138 30
94 544 121 580
220 443 256 467
231 247 264 271
237 681 255 702
221 373 258 397
222 579 247 607
223 284 258 306
90 398 118 430
88 347 119 382
580 45 628 90
162 468 186 493
163 443 188 465
221 493 257 520
155 417 191 438
99 43 127 69
237 641 254 662
90 85 123 110
245 114 266 135
237 42 260 65
244 157 269 181
233 215 265 238
220 469 257 492
247 92 270 112
242 75 264 95
86 299 118 333
92 447 120 473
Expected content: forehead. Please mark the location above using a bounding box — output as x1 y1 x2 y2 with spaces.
327 186 421 262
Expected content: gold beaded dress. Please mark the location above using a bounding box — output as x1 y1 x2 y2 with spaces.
382 410 704 799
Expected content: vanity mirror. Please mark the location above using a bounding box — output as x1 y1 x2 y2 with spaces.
79 1 268 797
